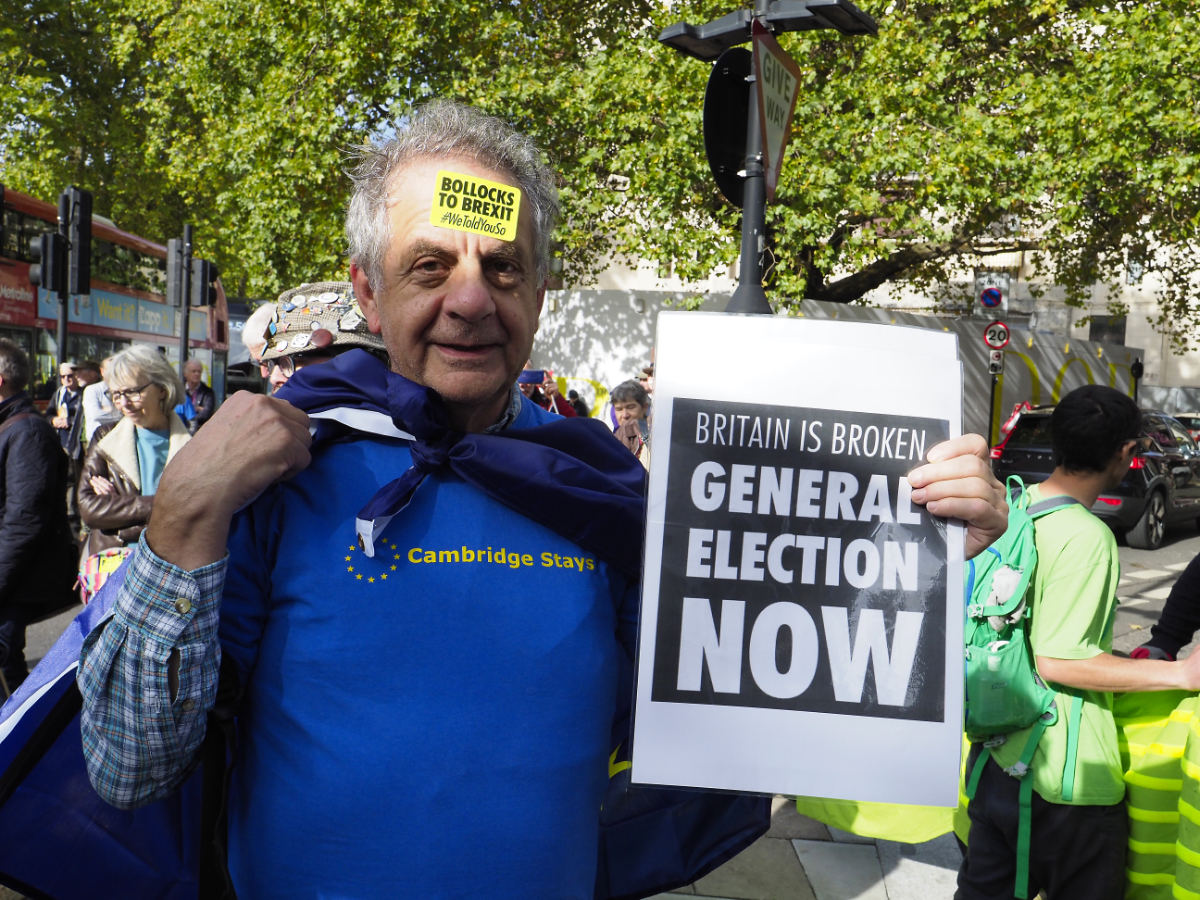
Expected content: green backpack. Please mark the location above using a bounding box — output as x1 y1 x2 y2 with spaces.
963 476 1082 900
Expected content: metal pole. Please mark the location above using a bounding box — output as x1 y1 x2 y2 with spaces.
55 297 68 370
55 191 70 368
727 66 771 315
177 224 193 367
988 374 998 447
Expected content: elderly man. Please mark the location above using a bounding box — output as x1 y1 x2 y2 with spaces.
180 359 216 434
46 360 84 525
254 281 388 397
79 101 1007 897
81 356 121 443
48 361 80 441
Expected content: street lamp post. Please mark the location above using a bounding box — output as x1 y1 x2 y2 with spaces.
732 90 769 315
659 0 876 315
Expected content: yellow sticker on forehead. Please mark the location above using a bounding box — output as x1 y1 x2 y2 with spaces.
429 170 522 242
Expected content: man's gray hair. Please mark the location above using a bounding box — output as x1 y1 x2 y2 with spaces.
108 344 185 411
0 339 30 392
346 99 560 289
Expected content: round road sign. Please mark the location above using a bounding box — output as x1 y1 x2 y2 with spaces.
980 286 1003 308
984 320 1010 350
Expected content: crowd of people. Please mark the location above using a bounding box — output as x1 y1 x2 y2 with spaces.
956 385 1200 899
0 345 221 688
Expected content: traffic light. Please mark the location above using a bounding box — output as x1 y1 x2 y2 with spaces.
987 349 1005 375
29 232 67 294
68 186 92 296
166 238 184 307
190 258 219 306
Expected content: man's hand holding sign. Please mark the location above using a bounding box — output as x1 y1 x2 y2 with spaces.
909 433 1008 561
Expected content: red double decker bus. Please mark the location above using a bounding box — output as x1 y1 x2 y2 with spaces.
0 186 229 404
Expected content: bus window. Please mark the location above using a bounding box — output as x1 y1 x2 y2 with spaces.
92 237 166 294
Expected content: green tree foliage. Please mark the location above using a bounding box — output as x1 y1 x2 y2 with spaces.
0 0 187 236
2 1 1198 345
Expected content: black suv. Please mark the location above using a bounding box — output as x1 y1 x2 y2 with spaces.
991 407 1200 550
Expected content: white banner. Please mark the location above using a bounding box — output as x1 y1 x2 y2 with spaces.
632 311 965 806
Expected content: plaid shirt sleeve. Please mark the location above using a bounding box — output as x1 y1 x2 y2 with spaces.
77 533 228 809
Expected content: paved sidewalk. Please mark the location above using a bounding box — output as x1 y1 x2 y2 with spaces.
652 797 960 900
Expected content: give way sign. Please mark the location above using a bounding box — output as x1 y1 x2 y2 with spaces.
752 20 802 201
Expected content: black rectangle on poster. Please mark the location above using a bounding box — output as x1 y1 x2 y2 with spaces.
651 397 950 722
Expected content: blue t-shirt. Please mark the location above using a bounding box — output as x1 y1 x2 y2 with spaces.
218 400 636 898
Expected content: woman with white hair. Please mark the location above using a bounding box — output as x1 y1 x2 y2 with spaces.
77 345 191 598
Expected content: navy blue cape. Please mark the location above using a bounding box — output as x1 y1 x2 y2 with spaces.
0 353 768 898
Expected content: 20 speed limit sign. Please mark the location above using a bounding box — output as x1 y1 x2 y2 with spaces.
984 320 1011 350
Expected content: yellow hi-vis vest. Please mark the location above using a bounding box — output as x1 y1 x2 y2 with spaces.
796 691 1200 900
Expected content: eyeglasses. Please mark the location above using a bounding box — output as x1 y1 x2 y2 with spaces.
263 357 296 377
111 383 152 403
263 354 331 377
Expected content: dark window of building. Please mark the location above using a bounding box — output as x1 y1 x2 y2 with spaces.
1088 315 1126 345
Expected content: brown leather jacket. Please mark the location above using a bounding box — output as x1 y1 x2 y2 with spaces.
78 414 190 560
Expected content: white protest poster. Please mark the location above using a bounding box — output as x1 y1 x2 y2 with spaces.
631 311 965 806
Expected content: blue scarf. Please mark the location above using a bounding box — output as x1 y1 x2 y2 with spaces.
277 350 647 583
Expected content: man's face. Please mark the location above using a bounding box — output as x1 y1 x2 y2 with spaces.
183 362 202 387
58 366 77 391
352 156 544 433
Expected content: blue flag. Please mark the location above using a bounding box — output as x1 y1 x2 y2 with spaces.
0 350 768 898
0 567 203 898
